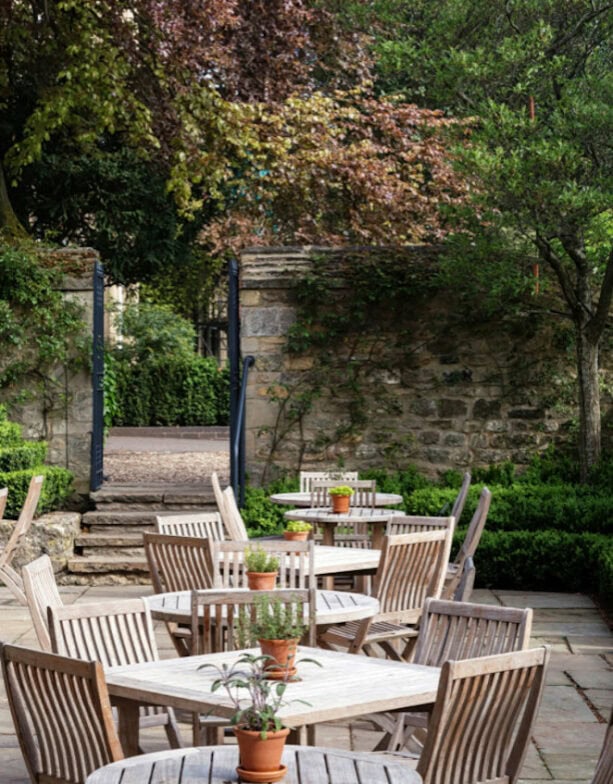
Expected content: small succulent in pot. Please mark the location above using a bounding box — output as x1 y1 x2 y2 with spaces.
328 485 354 513
283 520 313 541
244 545 280 589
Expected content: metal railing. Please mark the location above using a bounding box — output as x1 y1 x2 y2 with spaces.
231 355 255 507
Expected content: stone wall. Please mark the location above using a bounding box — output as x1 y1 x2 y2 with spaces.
4 248 98 495
0 512 81 576
241 247 609 483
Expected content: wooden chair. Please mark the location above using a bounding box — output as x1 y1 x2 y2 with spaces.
143 532 217 656
299 470 358 493
444 470 472 524
592 710 612 784
0 474 44 604
319 530 452 658
443 486 491 599
373 598 533 751
221 485 250 540
22 554 63 651
310 479 376 510
156 511 226 540
211 470 228 519
0 642 124 784
215 539 314 589
386 515 455 535
49 598 182 750
413 647 549 784
189 587 316 745
0 486 7 519
452 555 476 602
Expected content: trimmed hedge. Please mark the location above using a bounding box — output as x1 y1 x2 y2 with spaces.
0 442 47 472
406 484 613 534
0 465 74 519
112 355 229 427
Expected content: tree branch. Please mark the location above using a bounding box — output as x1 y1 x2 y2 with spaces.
534 234 579 314
586 245 613 343
546 4 613 57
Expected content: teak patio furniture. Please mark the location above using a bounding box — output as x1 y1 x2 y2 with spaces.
372 598 533 751
84 745 422 784
215 538 314 589
49 597 182 750
0 475 44 604
156 511 226 540
22 553 63 651
592 710 612 784
299 470 359 492
319 530 453 658
1 642 124 784
443 486 491 599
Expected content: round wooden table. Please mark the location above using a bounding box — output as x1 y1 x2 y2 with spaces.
147 588 379 627
86 745 422 783
270 491 403 507
283 507 398 550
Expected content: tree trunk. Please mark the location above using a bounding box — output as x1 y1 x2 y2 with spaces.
0 161 28 238
575 324 601 482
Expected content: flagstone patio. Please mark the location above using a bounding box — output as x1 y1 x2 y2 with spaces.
0 585 610 783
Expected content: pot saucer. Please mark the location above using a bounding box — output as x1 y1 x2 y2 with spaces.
237 763 288 782
263 666 298 681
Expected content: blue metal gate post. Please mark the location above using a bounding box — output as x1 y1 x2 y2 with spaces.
228 259 240 498
90 261 105 491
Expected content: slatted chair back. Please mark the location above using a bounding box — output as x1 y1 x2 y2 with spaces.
452 556 476 602
22 554 63 651
49 598 159 666
143 532 217 593
450 471 472 524
412 598 532 667
191 588 317 655
1 642 123 784
374 531 452 626
211 470 227 514
592 711 612 784
215 539 314 589
417 646 549 784
0 474 44 604
310 479 376 509
156 511 226 540
386 515 455 536
443 487 491 600
219 486 249 540
0 486 7 519
299 470 358 493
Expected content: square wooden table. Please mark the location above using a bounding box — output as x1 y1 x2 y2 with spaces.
105 646 440 756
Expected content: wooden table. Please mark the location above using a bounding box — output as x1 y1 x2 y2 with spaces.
147 588 379 627
105 646 439 756
284 508 397 550
86 745 422 783
270 491 403 508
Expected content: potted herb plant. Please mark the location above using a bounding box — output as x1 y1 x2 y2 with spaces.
199 653 292 782
328 485 354 514
283 520 313 542
249 595 308 679
244 545 280 590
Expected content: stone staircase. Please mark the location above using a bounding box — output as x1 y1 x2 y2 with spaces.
67 484 220 583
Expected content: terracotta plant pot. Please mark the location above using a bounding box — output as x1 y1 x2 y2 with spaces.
283 530 309 542
247 571 278 590
234 725 290 782
259 638 298 677
331 494 350 514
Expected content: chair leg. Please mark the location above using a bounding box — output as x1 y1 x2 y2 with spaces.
164 709 183 748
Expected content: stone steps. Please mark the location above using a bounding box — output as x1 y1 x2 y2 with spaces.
69 483 220 582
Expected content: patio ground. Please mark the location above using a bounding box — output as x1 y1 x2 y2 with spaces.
0 585 610 783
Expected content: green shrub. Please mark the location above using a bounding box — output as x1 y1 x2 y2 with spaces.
0 466 73 519
0 405 23 446
0 442 47 472
407 484 613 534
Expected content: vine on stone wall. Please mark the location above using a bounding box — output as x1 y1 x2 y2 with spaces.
0 243 87 423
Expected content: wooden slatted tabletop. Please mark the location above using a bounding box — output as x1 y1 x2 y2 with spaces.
147 588 379 626
86 745 422 783
284 508 397 549
105 646 439 757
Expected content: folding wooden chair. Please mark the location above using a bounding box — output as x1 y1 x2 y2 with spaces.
215 539 314 589
156 511 226 540
1 642 123 784
592 710 612 784
0 475 44 603
319 530 452 658
414 647 549 784
143 531 217 655
443 486 491 599
372 598 533 751
49 598 182 750
22 554 63 651
299 470 358 493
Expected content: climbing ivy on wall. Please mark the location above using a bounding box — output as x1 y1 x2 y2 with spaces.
0 243 87 416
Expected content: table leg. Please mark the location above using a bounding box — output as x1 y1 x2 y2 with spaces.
321 524 335 589
371 524 384 551
114 697 141 756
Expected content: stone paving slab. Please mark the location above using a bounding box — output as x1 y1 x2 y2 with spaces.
0 587 610 783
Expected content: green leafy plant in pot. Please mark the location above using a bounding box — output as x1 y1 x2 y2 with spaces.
328 485 354 514
244 546 280 590
283 520 313 542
